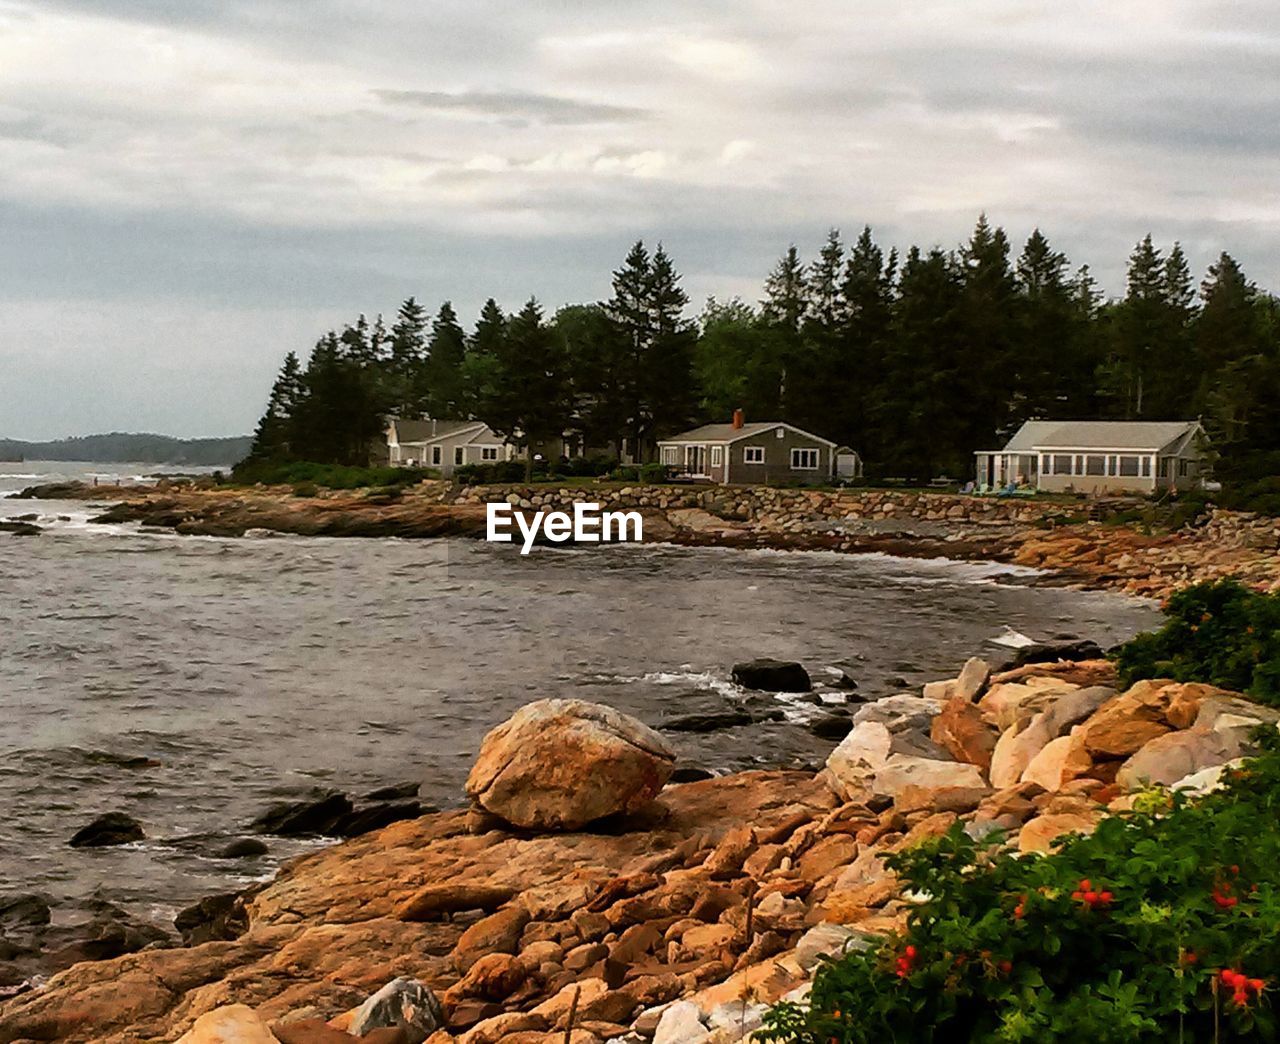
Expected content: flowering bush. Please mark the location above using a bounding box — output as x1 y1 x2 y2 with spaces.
763 734 1280 1042
1114 580 1280 705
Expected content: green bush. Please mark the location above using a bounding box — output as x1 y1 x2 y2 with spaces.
454 460 528 485
639 462 668 484
232 460 435 489
1113 581 1280 705
764 736 1280 1043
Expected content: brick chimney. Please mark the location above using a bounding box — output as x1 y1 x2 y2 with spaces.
732 408 745 430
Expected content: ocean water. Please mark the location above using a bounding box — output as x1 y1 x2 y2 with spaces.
0 461 1162 932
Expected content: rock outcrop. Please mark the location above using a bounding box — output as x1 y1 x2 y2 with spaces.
3 668 1274 1044
466 700 676 831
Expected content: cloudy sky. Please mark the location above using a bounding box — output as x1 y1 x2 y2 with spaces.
1 0 1277 439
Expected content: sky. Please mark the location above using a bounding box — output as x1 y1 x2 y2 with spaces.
1 0 1278 440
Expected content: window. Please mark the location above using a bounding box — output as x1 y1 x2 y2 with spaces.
1118 456 1140 477
480 446 499 461
454 447 464 466
1179 459 1191 477
1041 454 1050 474
1052 454 1074 476
791 448 820 470
431 446 442 466
661 446 680 465
1086 455 1106 476
710 446 723 467
744 446 765 464
775 427 785 438
1141 456 1152 478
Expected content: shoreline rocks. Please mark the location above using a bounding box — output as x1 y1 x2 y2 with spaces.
5 654 1280 1042
24 478 1280 598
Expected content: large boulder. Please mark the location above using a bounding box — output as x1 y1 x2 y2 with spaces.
871 754 985 802
989 715 1055 788
955 657 992 702
731 659 812 692
979 680 1080 731
1076 680 1177 759
931 695 997 772
1021 731 1092 792
465 699 675 831
1116 728 1246 790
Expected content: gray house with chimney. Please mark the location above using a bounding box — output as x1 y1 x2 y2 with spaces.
657 412 848 485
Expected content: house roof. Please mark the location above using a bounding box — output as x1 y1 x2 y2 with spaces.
389 419 486 445
1000 420 1202 453
659 421 836 447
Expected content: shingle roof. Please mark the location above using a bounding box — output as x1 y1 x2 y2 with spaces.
390 419 485 444
659 421 834 445
1002 420 1201 453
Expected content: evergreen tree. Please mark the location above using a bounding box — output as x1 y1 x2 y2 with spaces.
388 297 429 417
247 351 302 462
760 245 808 419
476 298 570 478
644 243 698 439
421 301 469 418
837 227 896 456
553 303 630 456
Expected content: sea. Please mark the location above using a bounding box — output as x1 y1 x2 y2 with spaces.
0 461 1161 934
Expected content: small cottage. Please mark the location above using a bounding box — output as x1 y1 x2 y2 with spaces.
386 419 514 477
657 412 840 485
975 420 1208 495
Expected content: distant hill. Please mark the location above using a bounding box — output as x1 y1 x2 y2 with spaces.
0 433 252 466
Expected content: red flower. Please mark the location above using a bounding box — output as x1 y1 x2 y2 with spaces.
1072 881 1112 910
1219 970 1265 1008
998 960 1013 975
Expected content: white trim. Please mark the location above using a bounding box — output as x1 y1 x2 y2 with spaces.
431 445 442 466
479 445 500 461
790 447 820 470
743 446 765 464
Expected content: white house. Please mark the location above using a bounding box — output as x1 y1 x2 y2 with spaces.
975 420 1208 495
386 419 515 477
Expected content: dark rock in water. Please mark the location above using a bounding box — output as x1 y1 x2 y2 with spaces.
731 659 812 693
660 709 755 733
0 894 51 930
349 976 445 1043
829 669 859 690
69 812 145 848
332 802 422 838
1012 638 1104 667
218 838 269 859
669 766 716 783
175 892 249 946
0 521 40 536
250 791 353 836
365 781 421 801
885 676 909 689
809 714 855 741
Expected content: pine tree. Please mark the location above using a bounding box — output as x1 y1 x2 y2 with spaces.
476 298 570 478
421 301 469 418
644 244 698 438
760 245 808 419
247 352 302 462
388 297 429 417
838 227 896 456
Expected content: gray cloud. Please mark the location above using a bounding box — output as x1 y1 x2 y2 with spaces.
373 88 647 127
2 0 1280 439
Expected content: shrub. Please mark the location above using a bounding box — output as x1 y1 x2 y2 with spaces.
1113 580 1280 705
764 736 1280 1042
639 462 668 484
454 460 527 485
232 460 435 489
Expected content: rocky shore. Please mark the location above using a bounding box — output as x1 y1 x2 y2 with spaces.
1 650 1273 1044
9 479 1280 598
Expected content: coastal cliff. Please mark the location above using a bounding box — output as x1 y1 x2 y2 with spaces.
1 652 1274 1043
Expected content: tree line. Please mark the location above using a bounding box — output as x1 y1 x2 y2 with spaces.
243 217 1280 489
